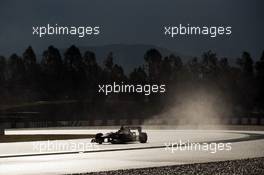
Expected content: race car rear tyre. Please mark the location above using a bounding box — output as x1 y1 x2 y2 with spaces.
139 132 147 143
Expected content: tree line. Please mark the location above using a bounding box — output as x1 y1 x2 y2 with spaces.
0 45 264 119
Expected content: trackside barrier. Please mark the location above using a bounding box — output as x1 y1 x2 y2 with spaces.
131 119 140 125
0 117 264 129
261 118 264 125
16 122 25 128
144 119 163 125
0 122 11 130
231 118 239 125
107 119 115 126
250 118 258 125
93 120 103 126
120 119 128 125
80 120 90 126
241 118 249 125
222 118 230 125
58 121 69 126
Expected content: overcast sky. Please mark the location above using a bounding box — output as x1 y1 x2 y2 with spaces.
0 0 263 59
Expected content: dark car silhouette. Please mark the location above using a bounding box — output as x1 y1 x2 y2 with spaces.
91 126 148 144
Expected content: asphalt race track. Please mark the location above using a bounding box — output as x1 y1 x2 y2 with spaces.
0 128 264 175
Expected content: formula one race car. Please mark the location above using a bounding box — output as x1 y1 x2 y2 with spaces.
91 126 148 144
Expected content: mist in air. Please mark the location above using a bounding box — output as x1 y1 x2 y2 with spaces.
145 85 233 129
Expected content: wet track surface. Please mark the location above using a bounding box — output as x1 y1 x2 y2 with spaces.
0 129 264 174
